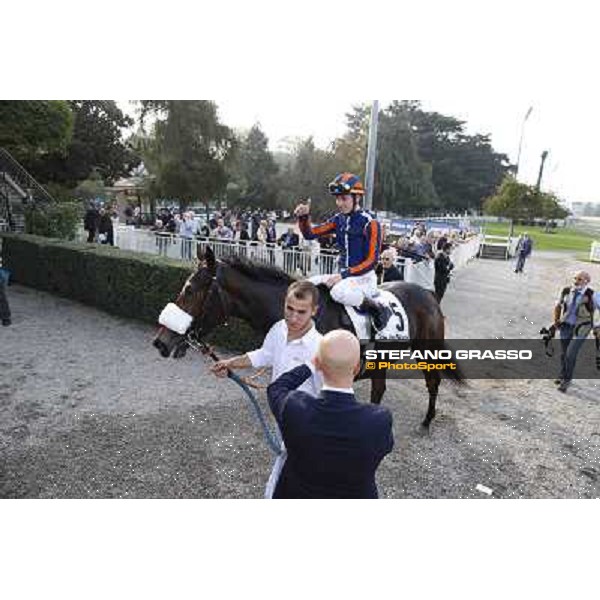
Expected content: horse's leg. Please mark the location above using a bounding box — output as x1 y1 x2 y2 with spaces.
421 370 441 431
370 375 386 405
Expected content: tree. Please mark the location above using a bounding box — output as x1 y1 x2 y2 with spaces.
27 101 140 187
373 110 439 214
228 124 279 208
0 100 73 162
483 176 568 221
384 101 512 212
137 101 236 211
330 103 370 176
539 191 569 221
274 137 338 217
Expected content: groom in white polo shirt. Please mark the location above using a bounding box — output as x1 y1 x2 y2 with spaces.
210 280 323 497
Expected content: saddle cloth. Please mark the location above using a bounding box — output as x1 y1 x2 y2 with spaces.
345 290 410 341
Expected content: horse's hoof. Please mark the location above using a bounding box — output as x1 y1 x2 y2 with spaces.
417 423 431 436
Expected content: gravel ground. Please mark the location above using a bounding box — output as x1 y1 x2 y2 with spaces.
1 250 599 498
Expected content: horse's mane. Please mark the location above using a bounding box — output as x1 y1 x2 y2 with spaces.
222 256 295 285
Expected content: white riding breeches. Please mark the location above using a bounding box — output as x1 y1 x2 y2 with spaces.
309 271 378 306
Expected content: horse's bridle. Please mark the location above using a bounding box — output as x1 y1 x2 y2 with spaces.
187 266 232 344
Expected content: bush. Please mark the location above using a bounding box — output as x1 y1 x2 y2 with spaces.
0 233 261 352
24 202 82 240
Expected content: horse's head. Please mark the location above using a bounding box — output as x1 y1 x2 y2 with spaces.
153 245 231 358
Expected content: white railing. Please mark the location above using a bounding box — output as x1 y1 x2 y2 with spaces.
591 241 600 263
108 225 340 277
78 225 482 287
449 235 482 269
480 233 518 258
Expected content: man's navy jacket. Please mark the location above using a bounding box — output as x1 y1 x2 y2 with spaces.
267 365 394 499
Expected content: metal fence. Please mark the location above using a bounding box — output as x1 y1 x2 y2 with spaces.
79 225 482 286
109 226 340 277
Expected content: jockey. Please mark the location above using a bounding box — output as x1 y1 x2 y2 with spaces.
294 172 391 332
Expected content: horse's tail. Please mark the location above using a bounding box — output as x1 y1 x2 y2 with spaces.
440 339 467 384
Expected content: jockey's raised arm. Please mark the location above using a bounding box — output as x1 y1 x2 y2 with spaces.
294 172 391 333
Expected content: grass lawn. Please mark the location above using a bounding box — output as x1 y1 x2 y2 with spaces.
481 222 598 253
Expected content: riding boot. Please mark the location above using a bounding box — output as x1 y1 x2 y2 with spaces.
358 297 392 332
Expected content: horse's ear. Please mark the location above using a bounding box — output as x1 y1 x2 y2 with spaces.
196 243 204 262
205 245 216 274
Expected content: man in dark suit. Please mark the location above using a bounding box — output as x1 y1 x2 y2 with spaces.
266 330 394 499
83 202 99 243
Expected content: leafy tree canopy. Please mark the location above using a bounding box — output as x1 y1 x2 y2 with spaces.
137 101 236 211
28 101 140 187
0 100 73 161
227 124 279 208
384 100 512 213
483 176 569 221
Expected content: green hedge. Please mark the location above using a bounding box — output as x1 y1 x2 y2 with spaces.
0 233 262 352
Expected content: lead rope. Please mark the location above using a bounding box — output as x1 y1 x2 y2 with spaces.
185 334 283 456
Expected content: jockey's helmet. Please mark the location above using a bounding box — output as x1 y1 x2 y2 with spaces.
328 172 365 197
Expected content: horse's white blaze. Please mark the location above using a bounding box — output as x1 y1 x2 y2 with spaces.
158 302 194 335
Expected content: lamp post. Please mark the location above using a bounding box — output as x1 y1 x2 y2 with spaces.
364 100 379 212
515 106 533 179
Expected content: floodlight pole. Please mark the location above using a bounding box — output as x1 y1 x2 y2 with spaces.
515 106 533 179
536 150 549 191
364 100 379 212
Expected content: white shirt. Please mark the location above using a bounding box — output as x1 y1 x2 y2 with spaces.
321 385 354 395
247 320 323 396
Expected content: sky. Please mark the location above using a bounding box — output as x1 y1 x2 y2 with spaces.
213 98 597 205
120 97 598 206
8 0 600 209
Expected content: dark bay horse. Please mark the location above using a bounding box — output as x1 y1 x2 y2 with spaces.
153 246 465 429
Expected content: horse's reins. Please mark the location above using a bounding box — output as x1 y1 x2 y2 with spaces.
184 274 283 456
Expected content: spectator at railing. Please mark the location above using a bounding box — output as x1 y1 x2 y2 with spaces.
279 227 300 272
158 207 176 233
256 220 268 245
233 220 250 243
266 219 277 244
209 212 220 231
150 218 170 256
211 218 233 241
198 222 210 238
98 207 114 246
233 220 250 257
416 232 435 260
266 218 277 265
179 211 198 260
250 212 261 241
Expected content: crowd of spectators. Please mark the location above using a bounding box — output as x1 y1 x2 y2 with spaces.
87 205 478 292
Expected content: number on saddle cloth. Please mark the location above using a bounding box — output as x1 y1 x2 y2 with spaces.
346 291 410 341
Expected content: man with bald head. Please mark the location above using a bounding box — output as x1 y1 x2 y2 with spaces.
267 329 394 498
552 270 600 392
